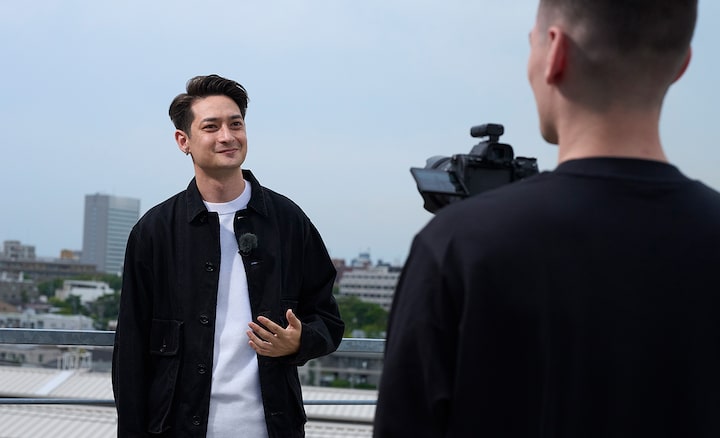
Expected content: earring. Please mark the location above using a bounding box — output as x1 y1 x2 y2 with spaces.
184 149 190 155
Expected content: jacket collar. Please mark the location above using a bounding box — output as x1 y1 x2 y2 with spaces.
185 169 268 223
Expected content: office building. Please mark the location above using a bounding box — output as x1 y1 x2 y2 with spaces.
338 262 401 311
81 194 140 274
2 241 35 261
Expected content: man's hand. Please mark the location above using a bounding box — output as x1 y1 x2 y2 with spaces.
247 309 302 357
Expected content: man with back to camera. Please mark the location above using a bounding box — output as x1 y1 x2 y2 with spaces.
112 74 344 437
374 1 720 437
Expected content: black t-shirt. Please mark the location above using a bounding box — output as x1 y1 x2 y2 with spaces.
375 158 720 438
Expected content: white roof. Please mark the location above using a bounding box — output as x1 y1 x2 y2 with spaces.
0 365 377 437
0 405 117 438
0 405 375 438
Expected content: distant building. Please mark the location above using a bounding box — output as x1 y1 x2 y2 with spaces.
0 272 37 305
0 308 93 330
59 249 81 261
55 280 114 305
2 240 35 261
0 300 19 313
350 252 373 269
0 309 95 368
302 350 384 388
0 256 97 283
331 258 350 287
81 194 140 274
338 256 401 311
0 344 67 368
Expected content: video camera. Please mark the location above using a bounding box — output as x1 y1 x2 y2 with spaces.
410 123 539 213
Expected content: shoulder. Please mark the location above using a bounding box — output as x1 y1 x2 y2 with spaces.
244 169 309 219
132 189 187 236
426 171 557 232
683 179 720 206
260 185 306 215
410 173 553 261
251 180 313 226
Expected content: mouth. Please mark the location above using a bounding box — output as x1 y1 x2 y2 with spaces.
217 148 240 154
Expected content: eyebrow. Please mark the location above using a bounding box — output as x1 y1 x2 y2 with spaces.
200 114 244 123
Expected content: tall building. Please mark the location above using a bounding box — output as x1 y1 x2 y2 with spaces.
81 194 140 274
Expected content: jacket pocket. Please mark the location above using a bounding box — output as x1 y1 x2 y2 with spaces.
147 319 183 433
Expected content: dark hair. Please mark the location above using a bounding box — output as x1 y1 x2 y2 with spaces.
539 0 697 56
539 0 696 106
168 74 249 135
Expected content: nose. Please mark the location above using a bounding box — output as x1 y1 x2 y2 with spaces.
217 124 233 142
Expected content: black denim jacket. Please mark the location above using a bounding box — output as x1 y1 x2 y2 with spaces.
112 170 344 437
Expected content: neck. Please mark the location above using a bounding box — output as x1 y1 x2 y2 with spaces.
555 104 667 164
194 168 246 203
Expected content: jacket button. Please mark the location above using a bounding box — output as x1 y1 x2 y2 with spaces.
197 363 208 374
205 262 215 272
199 315 209 325
192 415 201 426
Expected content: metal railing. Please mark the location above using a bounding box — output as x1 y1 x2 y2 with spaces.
0 329 384 407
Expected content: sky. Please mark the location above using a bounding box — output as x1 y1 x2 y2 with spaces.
1 1 718 265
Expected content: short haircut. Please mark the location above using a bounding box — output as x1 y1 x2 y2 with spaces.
168 74 249 135
539 0 696 56
539 0 697 106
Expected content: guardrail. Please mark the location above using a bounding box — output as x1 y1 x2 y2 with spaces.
0 329 385 352
0 329 385 407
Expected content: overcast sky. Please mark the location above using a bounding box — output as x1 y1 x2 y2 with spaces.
1 1 718 265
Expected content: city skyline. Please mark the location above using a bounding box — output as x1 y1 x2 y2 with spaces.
1 1 718 265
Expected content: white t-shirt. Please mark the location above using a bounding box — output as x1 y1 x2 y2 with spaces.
204 181 268 438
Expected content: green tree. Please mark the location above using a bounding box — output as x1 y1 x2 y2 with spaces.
87 292 121 330
336 295 388 338
49 295 86 316
37 278 64 297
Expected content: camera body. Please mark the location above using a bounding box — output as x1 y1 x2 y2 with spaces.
411 123 539 213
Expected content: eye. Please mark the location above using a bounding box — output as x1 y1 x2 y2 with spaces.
202 124 218 131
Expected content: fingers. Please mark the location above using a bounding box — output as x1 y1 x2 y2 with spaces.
286 309 302 329
247 320 274 342
255 316 282 335
247 330 273 355
246 310 302 357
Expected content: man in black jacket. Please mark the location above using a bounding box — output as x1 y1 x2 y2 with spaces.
375 1 720 437
113 74 344 437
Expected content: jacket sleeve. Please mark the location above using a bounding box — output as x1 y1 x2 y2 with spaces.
373 233 459 438
112 225 153 436
288 219 344 366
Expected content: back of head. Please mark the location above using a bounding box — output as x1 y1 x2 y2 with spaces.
169 74 249 134
539 0 697 107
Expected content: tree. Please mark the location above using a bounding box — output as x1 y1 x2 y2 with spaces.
49 295 86 316
37 278 64 297
87 292 121 330
336 295 388 338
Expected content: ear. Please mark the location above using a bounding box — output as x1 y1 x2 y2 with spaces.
672 47 692 84
175 130 189 154
545 26 568 85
